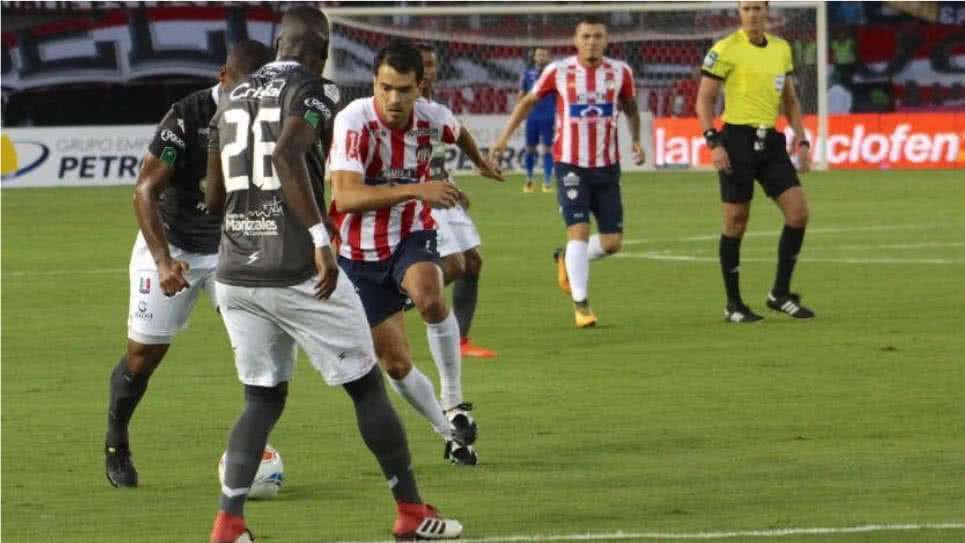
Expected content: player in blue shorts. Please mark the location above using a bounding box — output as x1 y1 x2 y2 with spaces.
519 47 556 193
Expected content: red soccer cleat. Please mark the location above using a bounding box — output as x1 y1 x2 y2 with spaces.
460 337 497 359
210 511 254 543
393 502 463 540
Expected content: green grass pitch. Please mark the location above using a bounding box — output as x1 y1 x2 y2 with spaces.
2 170 964 542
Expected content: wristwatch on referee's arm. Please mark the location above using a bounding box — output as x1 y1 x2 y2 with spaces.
703 128 721 150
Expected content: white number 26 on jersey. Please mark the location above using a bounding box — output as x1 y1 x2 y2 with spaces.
221 107 281 192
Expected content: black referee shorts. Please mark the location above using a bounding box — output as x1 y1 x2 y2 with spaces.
718 123 800 203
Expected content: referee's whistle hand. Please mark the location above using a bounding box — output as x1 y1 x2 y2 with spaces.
792 137 812 173
711 147 732 174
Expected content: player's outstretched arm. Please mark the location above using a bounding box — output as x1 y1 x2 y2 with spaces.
782 78 811 173
134 152 189 296
488 92 539 165
456 127 504 182
274 115 339 300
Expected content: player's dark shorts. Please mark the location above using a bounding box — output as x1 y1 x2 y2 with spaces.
555 162 623 234
719 123 801 203
338 230 440 327
525 117 554 147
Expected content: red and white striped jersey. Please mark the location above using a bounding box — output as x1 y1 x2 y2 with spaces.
531 55 636 168
329 97 460 262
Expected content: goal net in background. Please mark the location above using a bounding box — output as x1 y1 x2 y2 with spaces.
324 2 827 172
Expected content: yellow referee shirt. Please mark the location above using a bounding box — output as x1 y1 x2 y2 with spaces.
702 29 794 127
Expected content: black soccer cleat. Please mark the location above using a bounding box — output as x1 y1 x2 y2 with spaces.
443 440 478 466
724 302 764 323
766 291 815 319
105 445 139 488
445 402 477 446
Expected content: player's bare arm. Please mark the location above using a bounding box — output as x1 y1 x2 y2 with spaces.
782 78 811 173
456 127 504 182
332 170 460 212
489 92 540 163
133 152 189 296
697 76 731 174
273 114 339 300
204 148 226 215
619 94 646 165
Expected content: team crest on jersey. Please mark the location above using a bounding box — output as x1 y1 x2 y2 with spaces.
703 51 719 69
416 143 433 163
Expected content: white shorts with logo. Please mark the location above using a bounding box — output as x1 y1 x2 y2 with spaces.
215 270 377 388
433 205 481 258
128 231 218 345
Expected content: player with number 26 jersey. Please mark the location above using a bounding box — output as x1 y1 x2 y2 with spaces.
208 61 338 287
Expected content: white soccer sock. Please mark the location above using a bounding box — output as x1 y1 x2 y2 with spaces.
566 239 590 303
388 367 452 440
587 234 608 261
426 311 463 411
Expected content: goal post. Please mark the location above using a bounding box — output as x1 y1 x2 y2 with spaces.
323 2 828 172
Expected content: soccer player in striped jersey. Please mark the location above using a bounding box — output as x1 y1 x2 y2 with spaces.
416 42 497 359
329 40 502 465
491 16 645 328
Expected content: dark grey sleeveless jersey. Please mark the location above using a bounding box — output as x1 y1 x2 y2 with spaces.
209 61 339 287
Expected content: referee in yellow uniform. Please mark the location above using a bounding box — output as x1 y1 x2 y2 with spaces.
696 0 814 323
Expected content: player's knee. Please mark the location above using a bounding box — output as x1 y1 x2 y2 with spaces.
416 296 448 323
463 250 482 275
125 343 168 375
786 205 809 228
601 237 622 255
244 382 288 406
725 212 750 236
443 254 465 284
380 356 413 381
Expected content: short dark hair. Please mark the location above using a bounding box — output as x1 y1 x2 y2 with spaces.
226 39 273 75
575 15 607 28
373 39 424 81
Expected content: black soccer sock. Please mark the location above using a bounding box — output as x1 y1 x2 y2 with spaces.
344 366 421 504
105 357 151 449
452 274 479 338
220 384 287 517
719 235 743 305
773 225 806 296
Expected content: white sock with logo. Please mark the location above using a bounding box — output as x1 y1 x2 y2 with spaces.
587 234 608 261
388 366 452 440
426 311 463 411
566 239 590 302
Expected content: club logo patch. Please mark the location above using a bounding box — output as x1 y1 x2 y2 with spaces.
567 188 579 200
562 171 581 187
138 276 151 294
703 51 719 69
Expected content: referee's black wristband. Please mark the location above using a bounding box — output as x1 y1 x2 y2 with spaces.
704 128 721 149
798 139 811 149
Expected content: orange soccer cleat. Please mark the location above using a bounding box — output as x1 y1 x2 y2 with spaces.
460 337 497 358
210 511 253 543
393 503 463 540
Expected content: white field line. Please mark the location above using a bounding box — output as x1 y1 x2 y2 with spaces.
2 268 127 277
617 252 965 265
333 522 965 543
623 223 955 246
